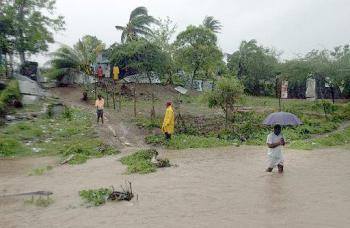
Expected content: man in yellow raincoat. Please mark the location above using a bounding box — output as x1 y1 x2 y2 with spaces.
162 101 174 141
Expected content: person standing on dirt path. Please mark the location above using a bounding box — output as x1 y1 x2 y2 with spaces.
162 101 175 141
95 94 105 124
266 124 285 173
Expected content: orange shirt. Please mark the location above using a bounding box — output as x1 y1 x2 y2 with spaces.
95 98 104 110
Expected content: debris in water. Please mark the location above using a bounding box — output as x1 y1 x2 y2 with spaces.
108 182 134 201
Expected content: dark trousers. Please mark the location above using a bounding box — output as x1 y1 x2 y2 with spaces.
165 132 171 141
97 109 104 123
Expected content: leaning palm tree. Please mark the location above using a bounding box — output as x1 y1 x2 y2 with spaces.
48 36 105 78
203 16 222 33
115 6 158 43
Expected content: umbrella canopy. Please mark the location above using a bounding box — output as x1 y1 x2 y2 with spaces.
263 112 302 126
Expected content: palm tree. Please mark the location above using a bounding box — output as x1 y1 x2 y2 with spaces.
115 6 158 43
203 16 222 33
50 36 105 76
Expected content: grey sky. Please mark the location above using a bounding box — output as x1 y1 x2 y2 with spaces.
36 0 350 64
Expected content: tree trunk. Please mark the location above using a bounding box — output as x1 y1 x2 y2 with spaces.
105 83 109 107
151 91 156 119
19 51 25 65
147 73 156 119
191 66 199 89
133 84 137 117
17 1 26 65
9 53 14 77
225 102 228 129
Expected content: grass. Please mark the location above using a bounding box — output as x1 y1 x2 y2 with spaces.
137 96 350 150
28 166 53 176
0 107 119 163
24 196 54 207
0 80 20 114
120 149 158 174
0 136 30 157
289 127 350 150
145 134 237 150
79 188 112 207
134 116 162 130
3 122 43 141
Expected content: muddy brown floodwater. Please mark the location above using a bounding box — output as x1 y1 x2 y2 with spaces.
1 145 350 228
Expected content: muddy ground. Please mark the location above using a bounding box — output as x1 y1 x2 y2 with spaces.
1 87 349 228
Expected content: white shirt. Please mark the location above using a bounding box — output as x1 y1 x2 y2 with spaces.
266 133 283 157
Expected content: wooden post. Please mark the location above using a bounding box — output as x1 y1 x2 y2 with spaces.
133 84 137 117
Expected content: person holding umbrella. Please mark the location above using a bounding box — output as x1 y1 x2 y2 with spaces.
266 124 285 173
263 111 302 173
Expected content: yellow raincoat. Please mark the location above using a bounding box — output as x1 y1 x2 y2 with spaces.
162 106 174 134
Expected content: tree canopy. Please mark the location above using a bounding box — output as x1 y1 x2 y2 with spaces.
1 0 65 64
227 40 279 96
174 25 223 87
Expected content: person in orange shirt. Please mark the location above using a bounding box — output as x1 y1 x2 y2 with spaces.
95 94 105 124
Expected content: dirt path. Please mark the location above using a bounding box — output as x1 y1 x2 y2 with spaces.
311 120 350 139
1 145 350 228
49 87 148 152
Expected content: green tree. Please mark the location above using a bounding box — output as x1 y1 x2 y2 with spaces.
207 76 244 126
203 16 222 33
115 6 158 43
108 39 168 118
147 17 177 84
227 39 279 96
3 0 65 64
174 25 223 88
49 35 105 78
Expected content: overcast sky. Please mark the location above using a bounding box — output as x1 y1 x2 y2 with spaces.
35 0 350 65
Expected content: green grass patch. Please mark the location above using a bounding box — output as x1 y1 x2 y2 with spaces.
0 136 30 157
79 188 112 207
24 196 54 207
60 140 117 165
289 127 350 150
0 107 119 163
28 166 53 176
120 149 158 174
134 116 162 130
3 122 43 141
145 134 236 150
